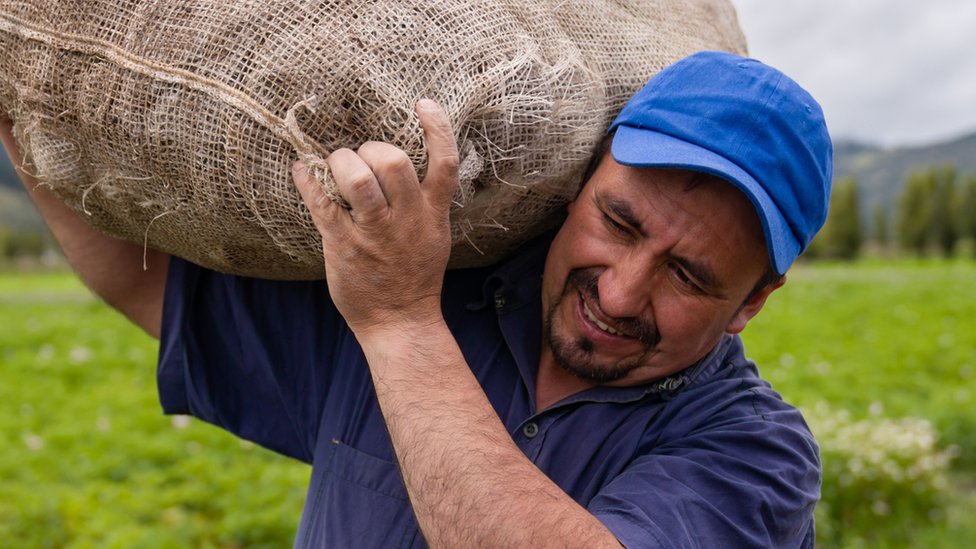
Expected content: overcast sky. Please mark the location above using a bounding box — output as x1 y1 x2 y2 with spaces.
731 0 976 148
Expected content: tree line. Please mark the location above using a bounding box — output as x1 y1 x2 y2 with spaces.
807 166 976 260
0 228 50 260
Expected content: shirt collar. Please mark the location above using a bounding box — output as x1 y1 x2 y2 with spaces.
552 334 743 407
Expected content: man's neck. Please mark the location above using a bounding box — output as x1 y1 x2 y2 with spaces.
535 349 595 412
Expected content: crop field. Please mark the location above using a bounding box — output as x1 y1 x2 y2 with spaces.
1 261 974 547
0 272 308 548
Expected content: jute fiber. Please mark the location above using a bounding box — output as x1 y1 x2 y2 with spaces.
0 0 746 279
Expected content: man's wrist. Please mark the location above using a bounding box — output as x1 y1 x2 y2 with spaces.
349 304 448 346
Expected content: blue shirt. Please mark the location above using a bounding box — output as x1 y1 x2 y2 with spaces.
158 235 820 548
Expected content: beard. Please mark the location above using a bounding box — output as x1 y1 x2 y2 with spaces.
544 268 661 384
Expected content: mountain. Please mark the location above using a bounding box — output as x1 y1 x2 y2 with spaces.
0 147 46 232
832 131 976 217
0 144 18 191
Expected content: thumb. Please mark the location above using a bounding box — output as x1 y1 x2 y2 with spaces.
416 99 459 212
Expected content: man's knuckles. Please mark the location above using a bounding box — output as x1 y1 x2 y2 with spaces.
345 170 382 198
428 152 460 180
357 141 411 167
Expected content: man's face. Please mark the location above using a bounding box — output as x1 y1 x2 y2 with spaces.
540 155 779 387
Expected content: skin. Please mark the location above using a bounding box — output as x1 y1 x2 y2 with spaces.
293 100 783 546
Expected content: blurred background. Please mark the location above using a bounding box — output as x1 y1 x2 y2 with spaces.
2 1 974 546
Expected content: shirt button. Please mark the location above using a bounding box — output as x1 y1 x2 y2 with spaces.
522 422 539 438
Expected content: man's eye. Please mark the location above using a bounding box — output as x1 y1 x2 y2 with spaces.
602 213 629 234
671 264 704 293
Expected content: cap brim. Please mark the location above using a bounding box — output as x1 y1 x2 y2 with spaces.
611 125 798 275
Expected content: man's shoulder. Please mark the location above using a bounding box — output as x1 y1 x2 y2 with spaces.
655 335 816 448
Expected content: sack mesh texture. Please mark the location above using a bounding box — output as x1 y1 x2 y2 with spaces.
0 0 745 279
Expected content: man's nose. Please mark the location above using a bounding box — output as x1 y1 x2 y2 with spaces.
597 255 653 320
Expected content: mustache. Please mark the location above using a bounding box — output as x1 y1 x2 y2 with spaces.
566 268 660 347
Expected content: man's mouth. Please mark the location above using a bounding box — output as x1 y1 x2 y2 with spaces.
560 267 660 348
581 294 624 336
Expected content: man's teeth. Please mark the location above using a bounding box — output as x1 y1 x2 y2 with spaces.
582 300 621 335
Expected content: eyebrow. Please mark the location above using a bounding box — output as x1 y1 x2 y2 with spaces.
599 195 646 236
595 192 724 296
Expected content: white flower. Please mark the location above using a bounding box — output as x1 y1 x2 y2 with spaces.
23 433 44 451
871 500 890 516
36 344 55 362
68 346 92 364
868 401 884 417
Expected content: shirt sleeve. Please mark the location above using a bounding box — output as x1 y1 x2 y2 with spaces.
587 383 820 549
157 257 348 463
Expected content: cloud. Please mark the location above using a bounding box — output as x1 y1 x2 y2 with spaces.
732 0 976 146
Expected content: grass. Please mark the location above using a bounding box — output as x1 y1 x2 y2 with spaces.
742 260 976 469
1 260 974 547
0 274 309 548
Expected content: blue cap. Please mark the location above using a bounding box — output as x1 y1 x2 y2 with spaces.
608 51 833 275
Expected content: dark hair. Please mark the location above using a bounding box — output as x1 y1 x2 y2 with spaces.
745 269 783 304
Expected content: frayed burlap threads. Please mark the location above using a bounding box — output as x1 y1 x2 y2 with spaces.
0 0 745 279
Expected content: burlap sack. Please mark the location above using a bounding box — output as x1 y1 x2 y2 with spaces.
0 0 745 279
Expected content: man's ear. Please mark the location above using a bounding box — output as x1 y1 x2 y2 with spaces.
566 200 576 214
725 275 787 334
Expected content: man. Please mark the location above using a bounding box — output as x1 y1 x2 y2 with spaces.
3 51 831 547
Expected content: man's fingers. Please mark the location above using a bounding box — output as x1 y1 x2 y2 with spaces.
416 100 459 209
292 161 342 233
356 141 421 208
325 148 390 224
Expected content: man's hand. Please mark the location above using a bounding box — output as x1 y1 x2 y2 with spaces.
292 99 459 335
293 101 622 548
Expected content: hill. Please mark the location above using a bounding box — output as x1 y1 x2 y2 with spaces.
0 147 47 232
833 131 976 217
0 144 18 191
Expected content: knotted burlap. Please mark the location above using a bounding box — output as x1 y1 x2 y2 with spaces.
0 0 745 279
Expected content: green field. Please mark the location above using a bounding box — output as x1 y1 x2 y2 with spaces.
0 272 308 548
743 260 976 547
1 262 974 547
747 261 976 458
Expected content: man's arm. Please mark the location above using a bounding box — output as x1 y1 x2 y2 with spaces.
292 100 622 548
0 117 168 337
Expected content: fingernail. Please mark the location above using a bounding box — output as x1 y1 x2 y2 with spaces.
417 98 438 111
